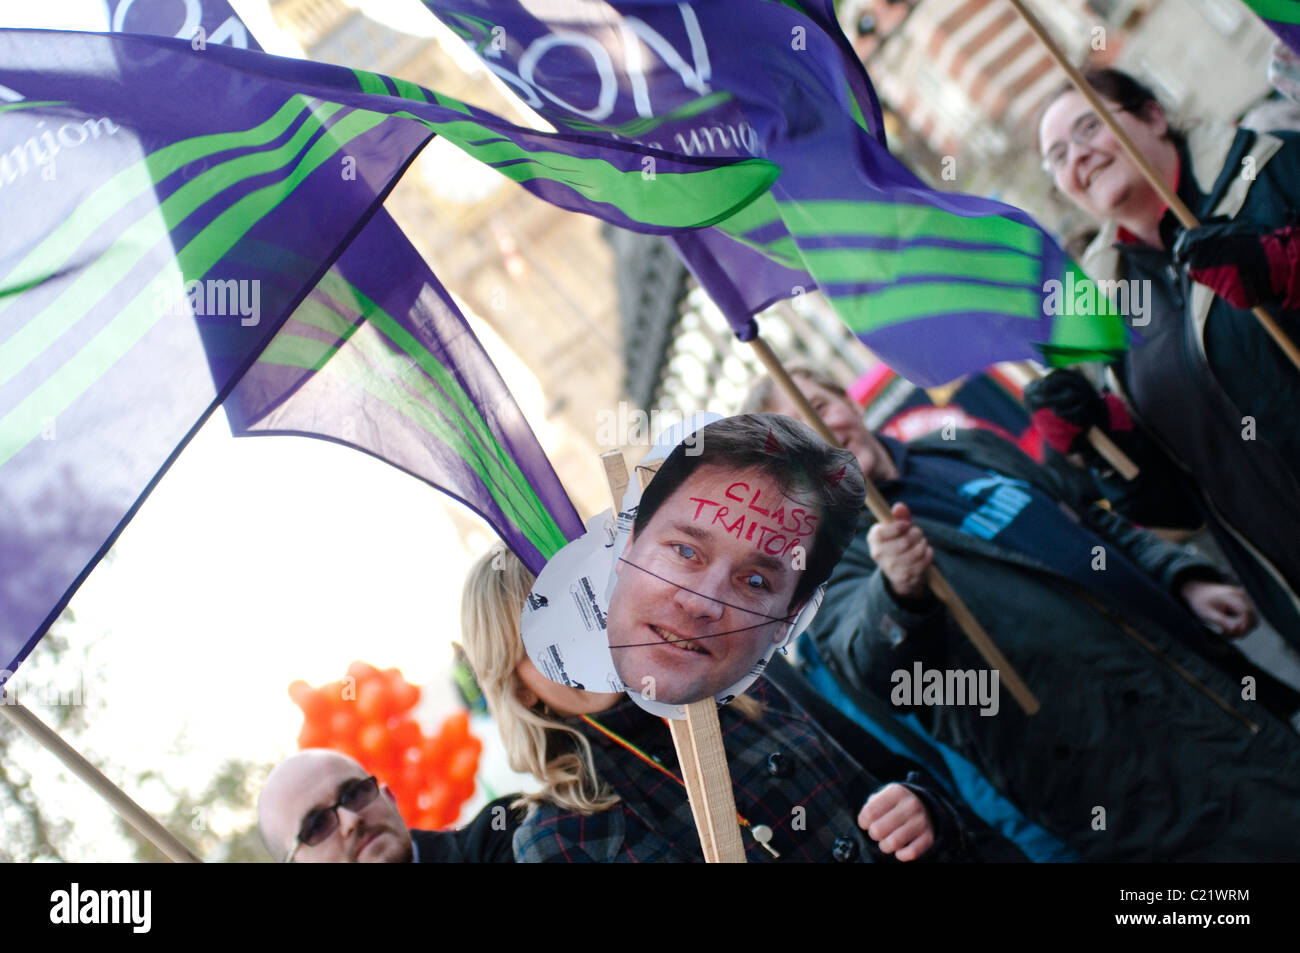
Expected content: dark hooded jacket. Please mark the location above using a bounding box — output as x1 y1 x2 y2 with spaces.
807 429 1300 862
1078 122 1300 646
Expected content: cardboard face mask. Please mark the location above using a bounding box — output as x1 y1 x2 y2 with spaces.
520 415 825 719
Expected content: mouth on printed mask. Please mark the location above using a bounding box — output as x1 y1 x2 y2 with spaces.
650 624 710 655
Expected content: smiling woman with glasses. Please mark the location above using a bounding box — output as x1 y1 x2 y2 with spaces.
1036 70 1184 243
1040 111 1104 175
1026 67 1300 653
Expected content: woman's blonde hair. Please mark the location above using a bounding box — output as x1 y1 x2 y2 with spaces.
459 546 620 815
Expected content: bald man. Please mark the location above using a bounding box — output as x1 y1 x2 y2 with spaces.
258 749 518 863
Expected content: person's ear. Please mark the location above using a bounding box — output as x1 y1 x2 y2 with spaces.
380 783 399 808
513 661 540 708
1138 100 1168 137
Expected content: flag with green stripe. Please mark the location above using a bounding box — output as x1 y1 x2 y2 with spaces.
426 0 1131 387
1240 0 1300 55
0 26 775 676
223 231 583 574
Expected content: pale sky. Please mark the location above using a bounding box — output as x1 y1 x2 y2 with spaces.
3 0 545 860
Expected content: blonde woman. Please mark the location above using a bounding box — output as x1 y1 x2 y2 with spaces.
459 544 623 820
460 540 965 864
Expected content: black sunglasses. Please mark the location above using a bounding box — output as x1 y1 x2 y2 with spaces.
285 775 380 862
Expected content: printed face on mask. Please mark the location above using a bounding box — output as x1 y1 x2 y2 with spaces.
606 464 815 705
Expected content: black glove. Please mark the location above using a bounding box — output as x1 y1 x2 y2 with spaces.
1023 369 1112 456
1172 218 1300 311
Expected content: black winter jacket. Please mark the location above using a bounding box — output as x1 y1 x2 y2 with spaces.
1079 123 1300 646
807 429 1300 862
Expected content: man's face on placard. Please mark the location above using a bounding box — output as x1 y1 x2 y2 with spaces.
607 464 815 705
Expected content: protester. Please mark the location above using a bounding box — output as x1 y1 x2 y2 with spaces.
461 536 985 863
748 366 1300 861
1029 67 1300 648
257 748 519 863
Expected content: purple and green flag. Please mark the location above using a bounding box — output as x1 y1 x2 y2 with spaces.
1241 0 1300 56
425 0 1130 386
0 24 776 675
106 0 581 575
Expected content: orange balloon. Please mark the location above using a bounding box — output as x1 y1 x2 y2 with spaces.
425 780 452 817
358 722 388 759
315 680 354 715
357 680 393 724
334 741 362 765
390 679 421 714
330 708 360 741
447 746 478 785
297 722 331 750
300 691 334 725
422 733 453 772
288 679 313 708
433 797 460 828
386 717 420 752
347 660 381 684
441 710 470 747
399 762 425 793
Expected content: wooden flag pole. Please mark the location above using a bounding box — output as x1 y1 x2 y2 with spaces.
1012 362 1140 480
1085 426 1139 480
0 699 202 862
600 449 747 862
1006 0 1300 375
748 336 1040 716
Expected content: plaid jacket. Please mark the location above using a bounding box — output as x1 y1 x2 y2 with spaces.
512 676 961 863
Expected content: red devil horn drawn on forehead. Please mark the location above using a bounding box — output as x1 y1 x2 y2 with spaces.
823 464 847 486
764 428 786 455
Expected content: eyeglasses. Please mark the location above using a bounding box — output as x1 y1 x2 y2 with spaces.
1041 111 1105 175
284 775 380 863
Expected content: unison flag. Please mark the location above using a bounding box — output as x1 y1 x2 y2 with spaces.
107 0 585 575
0 26 776 675
424 0 1129 386
1241 0 1300 56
